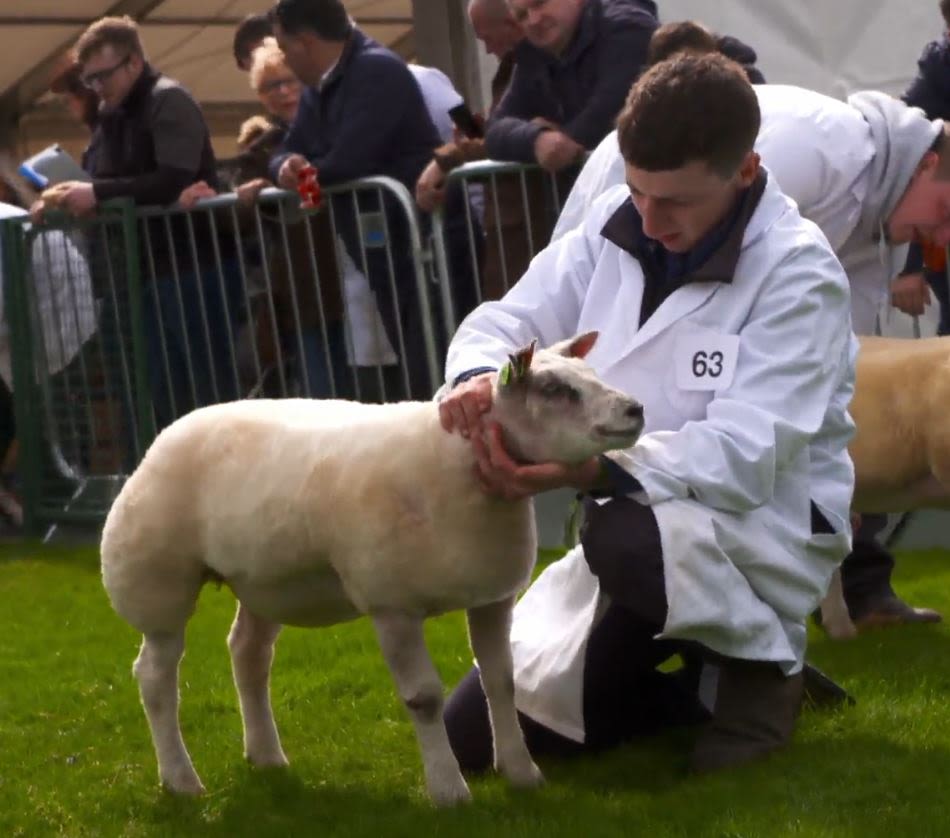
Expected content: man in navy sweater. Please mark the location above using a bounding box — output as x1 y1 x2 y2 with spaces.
270 0 453 400
486 0 658 175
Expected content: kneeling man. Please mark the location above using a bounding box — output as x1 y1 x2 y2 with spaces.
439 52 856 773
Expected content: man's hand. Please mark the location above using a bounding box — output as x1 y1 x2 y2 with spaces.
890 272 932 317
29 198 46 225
438 372 494 439
531 117 559 131
58 182 97 216
178 180 217 209
415 160 447 212
276 154 309 190
533 130 585 173
236 177 271 207
472 422 602 501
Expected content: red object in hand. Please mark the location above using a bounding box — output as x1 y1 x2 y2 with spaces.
920 236 947 273
297 164 322 209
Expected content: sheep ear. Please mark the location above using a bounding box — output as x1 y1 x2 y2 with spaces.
550 331 599 359
505 339 537 384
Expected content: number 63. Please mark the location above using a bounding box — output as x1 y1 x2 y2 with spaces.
692 350 724 378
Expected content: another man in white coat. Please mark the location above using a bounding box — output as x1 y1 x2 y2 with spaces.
552 80 950 630
439 54 856 773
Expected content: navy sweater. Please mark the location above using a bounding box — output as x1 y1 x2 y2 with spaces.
486 0 658 162
270 29 440 191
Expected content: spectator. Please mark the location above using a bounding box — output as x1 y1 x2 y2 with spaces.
415 0 553 303
646 20 766 84
51 15 241 433
233 13 274 71
270 0 477 400
244 39 350 399
897 0 950 336
408 64 465 144
485 0 658 175
440 53 855 774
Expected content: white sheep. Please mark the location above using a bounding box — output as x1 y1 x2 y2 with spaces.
99 332 644 805
820 335 950 638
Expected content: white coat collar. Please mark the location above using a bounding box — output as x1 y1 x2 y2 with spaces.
600 172 793 360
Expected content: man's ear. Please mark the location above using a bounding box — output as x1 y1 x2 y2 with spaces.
917 149 940 178
736 151 760 188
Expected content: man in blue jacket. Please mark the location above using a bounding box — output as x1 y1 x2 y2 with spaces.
270 0 473 400
486 0 658 175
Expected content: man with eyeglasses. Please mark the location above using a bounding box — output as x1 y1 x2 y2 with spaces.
53 15 241 434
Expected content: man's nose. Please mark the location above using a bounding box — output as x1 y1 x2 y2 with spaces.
639 199 663 238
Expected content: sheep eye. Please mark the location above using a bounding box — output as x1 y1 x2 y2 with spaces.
539 380 581 403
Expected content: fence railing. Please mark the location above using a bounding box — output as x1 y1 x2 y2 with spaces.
2 157 937 539
429 158 581 336
2 175 453 537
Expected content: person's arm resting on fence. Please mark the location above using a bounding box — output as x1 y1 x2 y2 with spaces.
558 20 654 149
93 88 210 206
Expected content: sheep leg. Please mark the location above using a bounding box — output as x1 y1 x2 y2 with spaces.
228 603 288 767
820 568 858 640
133 630 205 794
467 597 544 789
372 612 471 806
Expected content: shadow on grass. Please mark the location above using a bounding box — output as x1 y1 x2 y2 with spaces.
136 727 950 838
0 537 101 570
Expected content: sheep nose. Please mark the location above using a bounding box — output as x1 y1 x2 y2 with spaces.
625 402 644 420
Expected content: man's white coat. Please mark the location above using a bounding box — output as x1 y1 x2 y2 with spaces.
446 176 856 742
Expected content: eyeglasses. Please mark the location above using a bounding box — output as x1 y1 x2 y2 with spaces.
80 55 131 89
258 76 299 95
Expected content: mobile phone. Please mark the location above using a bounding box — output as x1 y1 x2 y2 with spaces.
448 103 484 139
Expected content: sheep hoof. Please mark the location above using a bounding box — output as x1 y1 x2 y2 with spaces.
428 774 472 807
247 749 290 769
162 771 206 796
502 757 545 790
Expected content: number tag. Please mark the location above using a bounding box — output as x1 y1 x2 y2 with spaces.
674 330 740 392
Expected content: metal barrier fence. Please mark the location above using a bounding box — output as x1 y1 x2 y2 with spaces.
6 156 932 540
1 176 444 537
429 159 581 336
1 200 148 535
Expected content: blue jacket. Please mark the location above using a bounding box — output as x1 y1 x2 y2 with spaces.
270 29 439 191
903 33 950 120
485 0 658 162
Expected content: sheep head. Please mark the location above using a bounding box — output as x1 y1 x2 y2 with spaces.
491 332 644 465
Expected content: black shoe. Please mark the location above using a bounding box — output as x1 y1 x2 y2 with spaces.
852 594 942 630
802 662 855 708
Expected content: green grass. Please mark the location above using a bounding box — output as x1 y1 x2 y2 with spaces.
2 544 950 838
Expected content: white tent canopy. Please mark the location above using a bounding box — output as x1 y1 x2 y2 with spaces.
655 0 944 98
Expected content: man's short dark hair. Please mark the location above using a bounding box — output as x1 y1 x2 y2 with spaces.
616 52 760 178
233 13 273 69
941 0 950 29
75 15 145 64
647 20 718 67
269 0 352 40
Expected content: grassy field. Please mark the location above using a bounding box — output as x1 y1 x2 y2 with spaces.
2 543 950 838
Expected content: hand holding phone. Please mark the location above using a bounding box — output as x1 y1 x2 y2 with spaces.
448 103 484 139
